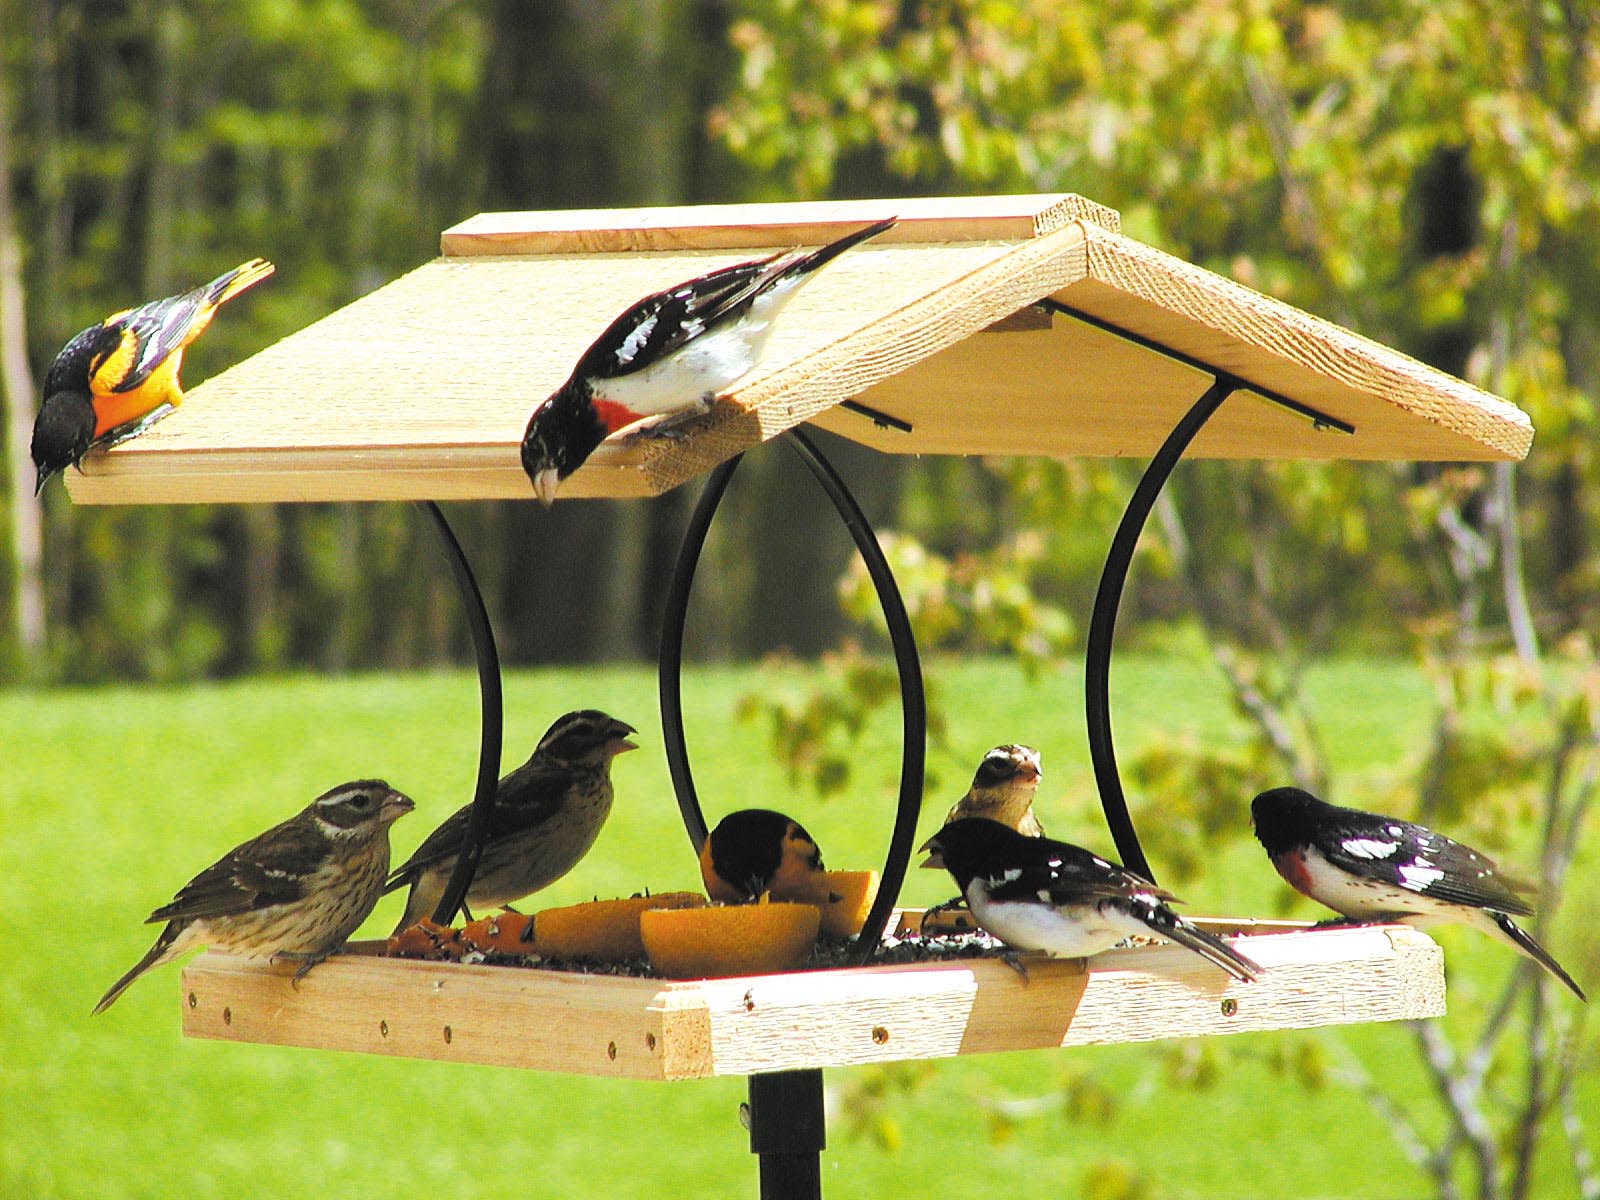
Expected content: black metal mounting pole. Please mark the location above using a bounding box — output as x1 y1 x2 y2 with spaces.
1083 378 1237 883
416 501 504 926
747 1069 827 1200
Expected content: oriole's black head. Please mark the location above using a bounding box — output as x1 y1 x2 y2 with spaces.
32 322 119 493
1250 786 1337 856
920 817 1032 891
31 391 96 495
534 709 638 765
521 381 608 506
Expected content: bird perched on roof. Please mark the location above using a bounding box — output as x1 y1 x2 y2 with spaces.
385 710 637 935
520 217 897 504
32 258 275 494
94 779 412 1014
921 818 1260 982
699 808 835 906
1251 786 1586 1001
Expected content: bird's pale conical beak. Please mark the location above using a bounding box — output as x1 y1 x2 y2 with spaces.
532 468 560 507
34 467 51 497
918 835 944 870
382 793 416 822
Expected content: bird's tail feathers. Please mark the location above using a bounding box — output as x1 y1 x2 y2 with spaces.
1142 904 1261 983
93 921 184 1015
1489 911 1587 1002
207 258 276 307
785 217 897 280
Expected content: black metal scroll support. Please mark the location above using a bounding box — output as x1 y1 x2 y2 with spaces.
659 431 927 1200
1082 380 1237 882
1040 297 1354 883
658 454 745 851
416 501 504 926
658 430 926 963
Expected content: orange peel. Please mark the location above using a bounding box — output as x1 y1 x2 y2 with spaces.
641 901 820 979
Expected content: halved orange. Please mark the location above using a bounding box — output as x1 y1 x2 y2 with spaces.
818 869 880 937
641 902 821 978
534 892 706 962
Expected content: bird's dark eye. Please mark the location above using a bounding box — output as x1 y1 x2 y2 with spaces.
349 793 374 810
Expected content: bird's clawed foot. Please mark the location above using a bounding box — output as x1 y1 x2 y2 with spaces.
275 948 335 989
998 949 1031 983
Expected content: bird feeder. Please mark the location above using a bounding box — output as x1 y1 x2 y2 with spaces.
70 194 1530 1199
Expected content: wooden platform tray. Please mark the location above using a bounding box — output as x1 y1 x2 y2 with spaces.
68 193 1532 506
180 920 1443 1080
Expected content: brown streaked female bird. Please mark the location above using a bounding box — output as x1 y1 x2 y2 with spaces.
699 808 834 906
32 257 274 493
1252 786 1585 1001
94 779 413 1014
385 710 638 935
520 218 895 504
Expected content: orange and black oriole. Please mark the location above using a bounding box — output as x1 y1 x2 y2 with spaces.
698 808 835 906
31 258 274 493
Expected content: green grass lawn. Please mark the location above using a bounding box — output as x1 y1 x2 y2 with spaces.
3 658 1594 1198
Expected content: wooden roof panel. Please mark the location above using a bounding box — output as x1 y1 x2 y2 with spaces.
64 194 1532 506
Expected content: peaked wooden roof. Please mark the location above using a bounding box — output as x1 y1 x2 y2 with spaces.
67 194 1532 506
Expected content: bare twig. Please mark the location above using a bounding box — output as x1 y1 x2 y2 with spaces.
1413 1019 1501 1200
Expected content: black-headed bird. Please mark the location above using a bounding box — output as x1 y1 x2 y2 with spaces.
921 818 1260 982
520 217 896 504
385 710 637 935
32 258 275 493
1251 786 1585 1001
94 779 412 1014
699 808 834 906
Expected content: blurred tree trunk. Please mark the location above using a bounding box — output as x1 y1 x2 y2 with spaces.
0 84 44 663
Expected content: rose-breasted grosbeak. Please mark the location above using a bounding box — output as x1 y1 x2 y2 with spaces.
520 216 897 504
699 808 834 906
385 710 637 934
1252 786 1586 1001
921 818 1261 981
94 779 412 1014
32 258 274 494
946 744 1045 834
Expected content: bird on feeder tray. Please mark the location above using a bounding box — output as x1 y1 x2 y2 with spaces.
31 258 275 494
520 216 897 505
699 808 836 907
1251 786 1586 1001
921 817 1261 982
93 779 413 1014
385 710 638 935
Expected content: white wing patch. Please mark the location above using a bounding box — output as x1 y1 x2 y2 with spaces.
614 314 659 366
1399 862 1446 890
1341 837 1400 860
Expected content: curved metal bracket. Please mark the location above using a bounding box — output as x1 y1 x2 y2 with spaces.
416 501 505 925
1083 378 1238 882
659 454 744 852
658 430 926 965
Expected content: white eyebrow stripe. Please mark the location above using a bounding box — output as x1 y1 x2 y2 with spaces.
1342 838 1400 859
